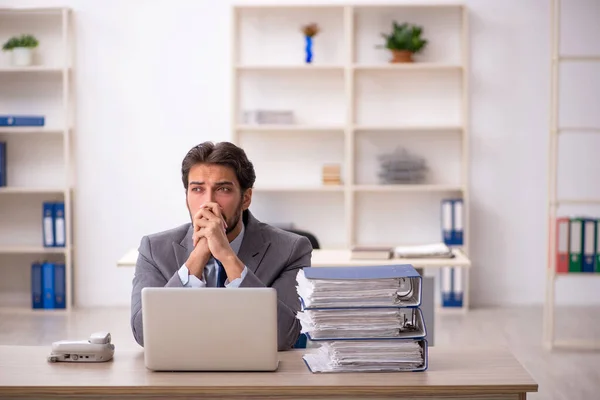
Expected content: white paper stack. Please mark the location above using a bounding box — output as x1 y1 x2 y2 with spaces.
303 340 424 373
297 308 426 340
296 267 422 309
393 242 454 259
295 265 428 373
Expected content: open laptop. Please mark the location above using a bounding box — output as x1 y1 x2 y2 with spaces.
141 287 279 371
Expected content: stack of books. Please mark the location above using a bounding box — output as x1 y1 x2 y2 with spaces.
322 164 341 185
295 265 428 373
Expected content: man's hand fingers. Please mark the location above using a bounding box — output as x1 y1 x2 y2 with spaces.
197 206 227 231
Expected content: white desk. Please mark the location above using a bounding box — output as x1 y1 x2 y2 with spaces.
118 248 471 269
0 346 537 399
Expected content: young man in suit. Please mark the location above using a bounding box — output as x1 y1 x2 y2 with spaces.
130 141 312 350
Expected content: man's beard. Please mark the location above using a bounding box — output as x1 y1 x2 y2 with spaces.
224 203 243 235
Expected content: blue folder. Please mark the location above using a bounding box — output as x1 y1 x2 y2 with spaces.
31 262 43 309
0 141 6 187
0 115 45 126
42 262 55 309
302 264 420 280
42 202 55 247
54 263 66 309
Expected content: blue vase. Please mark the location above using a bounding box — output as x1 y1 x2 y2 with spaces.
305 35 313 63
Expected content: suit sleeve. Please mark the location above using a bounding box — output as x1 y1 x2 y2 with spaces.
130 235 183 347
239 235 312 351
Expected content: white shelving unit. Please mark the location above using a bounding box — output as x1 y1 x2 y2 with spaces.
0 7 74 311
231 3 470 311
544 0 600 350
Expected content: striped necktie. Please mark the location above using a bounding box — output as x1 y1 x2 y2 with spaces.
216 259 227 288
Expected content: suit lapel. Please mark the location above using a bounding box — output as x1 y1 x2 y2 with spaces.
237 211 270 275
173 224 194 268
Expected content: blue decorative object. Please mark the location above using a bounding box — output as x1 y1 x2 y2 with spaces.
305 35 313 63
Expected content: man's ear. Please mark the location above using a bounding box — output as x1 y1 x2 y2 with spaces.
242 188 252 210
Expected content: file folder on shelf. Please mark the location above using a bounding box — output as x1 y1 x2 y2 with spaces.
53 202 66 247
31 262 43 309
42 262 55 309
441 199 464 246
555 217 570 274
596 221 600 273
453 199 464 245
582 219 596 273
0 141 6 187
54 263 66 309
569 218 583 273
0 115 45 126
297 265 422 309
42 202 55 247
440 267 463 307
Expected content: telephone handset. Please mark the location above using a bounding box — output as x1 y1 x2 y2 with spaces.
47 332 115 363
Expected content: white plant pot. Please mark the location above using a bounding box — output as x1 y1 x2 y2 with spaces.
11 47 33 67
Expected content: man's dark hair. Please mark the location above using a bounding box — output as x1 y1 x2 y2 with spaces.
181 141 256 192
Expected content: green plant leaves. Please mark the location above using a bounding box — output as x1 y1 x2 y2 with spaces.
2 34 39 51
377 22 427 53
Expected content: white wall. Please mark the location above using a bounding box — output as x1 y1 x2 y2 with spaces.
1 0 599 308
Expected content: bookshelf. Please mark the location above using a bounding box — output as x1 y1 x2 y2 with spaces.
544 0 600 350
0 7 74 311
231 4 471 311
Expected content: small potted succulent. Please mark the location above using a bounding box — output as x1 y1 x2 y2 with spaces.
2 34 39 66
378 22 427 63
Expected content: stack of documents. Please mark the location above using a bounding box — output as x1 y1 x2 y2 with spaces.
393 243 454 259
296 265 428 373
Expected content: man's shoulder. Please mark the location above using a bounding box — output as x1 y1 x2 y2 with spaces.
143 223 191 245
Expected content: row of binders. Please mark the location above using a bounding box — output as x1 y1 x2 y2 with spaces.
43 201 66 247
441 198 464 307
295 265 428 373
555 216 600 273
32 261 66 309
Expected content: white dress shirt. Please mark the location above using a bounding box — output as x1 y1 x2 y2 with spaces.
177 223 248 288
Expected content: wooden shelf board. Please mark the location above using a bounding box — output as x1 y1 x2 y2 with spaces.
354 125 463 132
354 63 462 71
0 187 67 194
236 65 344 72
0 66 66 73
0 127 65 135
253 186 345 193
0 246 68 255
354 184 464 193
236 125 344 133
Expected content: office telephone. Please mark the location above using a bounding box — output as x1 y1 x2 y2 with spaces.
47 331 115 363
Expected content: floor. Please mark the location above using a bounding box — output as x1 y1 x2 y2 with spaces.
0 305 598 400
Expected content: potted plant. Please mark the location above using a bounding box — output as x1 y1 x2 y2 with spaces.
2 34 39 67
378 22 427 63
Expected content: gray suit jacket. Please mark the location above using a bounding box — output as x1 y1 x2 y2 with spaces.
130 210 312 351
